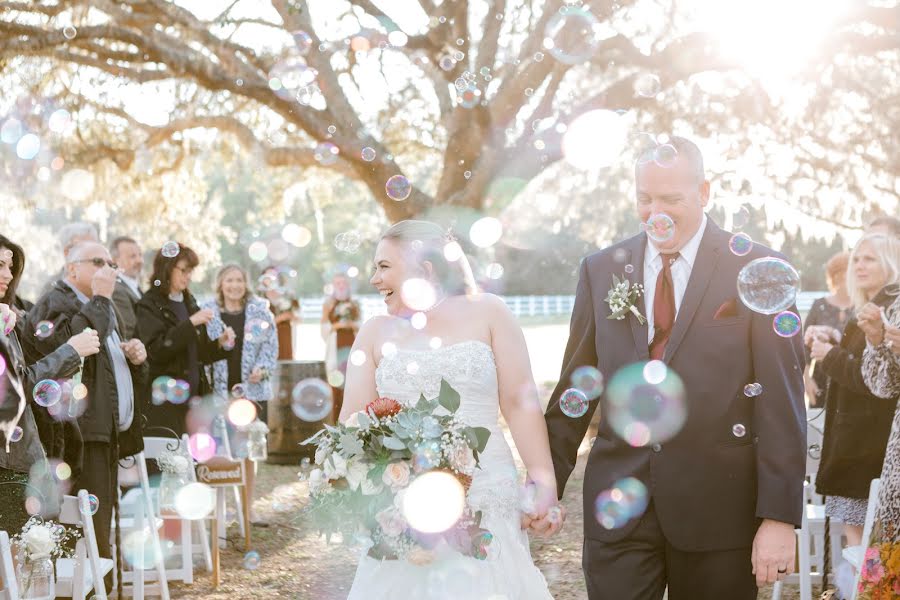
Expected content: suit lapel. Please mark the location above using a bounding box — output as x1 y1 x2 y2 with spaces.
625 235 650 360
663 220 722 363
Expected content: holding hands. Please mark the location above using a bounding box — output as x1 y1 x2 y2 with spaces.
520 480 566 537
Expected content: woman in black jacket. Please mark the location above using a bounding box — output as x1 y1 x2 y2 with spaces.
135 244 233 437
813 233 900 546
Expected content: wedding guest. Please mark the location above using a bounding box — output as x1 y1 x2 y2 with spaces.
813 233 900 546
203 264 277 525
856 272 900 594
803 251 852 407
260 266 300 360
110 236 144 339
28 241 148 565
321 272 361 418
0 236 100 532
135 243 233 436
40 221 99 297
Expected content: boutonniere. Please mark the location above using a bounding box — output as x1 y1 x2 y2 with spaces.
605 274 646 324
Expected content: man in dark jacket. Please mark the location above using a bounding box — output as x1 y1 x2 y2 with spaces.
27 241 148 561
110 235 144 340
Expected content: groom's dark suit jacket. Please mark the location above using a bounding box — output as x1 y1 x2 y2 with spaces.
546 218 806 552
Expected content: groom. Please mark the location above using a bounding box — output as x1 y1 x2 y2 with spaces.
542 137 806 599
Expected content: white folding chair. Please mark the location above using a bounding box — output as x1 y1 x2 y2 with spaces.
139 436 212 586
842 478 881 600
0 531 19 600
117 448 171 599
56 490 115 600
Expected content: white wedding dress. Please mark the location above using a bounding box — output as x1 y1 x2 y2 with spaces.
346 340 553 599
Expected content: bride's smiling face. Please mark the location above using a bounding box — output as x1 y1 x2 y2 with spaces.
370 238 432 317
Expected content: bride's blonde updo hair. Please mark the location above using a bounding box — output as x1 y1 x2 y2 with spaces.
381 220 478 296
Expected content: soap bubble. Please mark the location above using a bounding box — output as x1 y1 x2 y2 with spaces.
402 471 465 533
385 175 412 201
161 241 180 258
737 257 801 315
728 233 753 256
773 311 802 338
606 362 687 447
743 383 763 397
559 388 589 418
543 6 601 65
34 321 55 339
643 214 675 243
243 550 261 570
33 379 62 408
291 379 333 421
174 483 215 519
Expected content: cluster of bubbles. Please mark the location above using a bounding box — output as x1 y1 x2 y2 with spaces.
385 174 412 201
642 214 676 244
606 361 687 447
773 310 802 338
151 376 191 405
737 257 801 315
543 6 602 65
334 231 362 254
401 471 466 533
291 378 333 422
595 477 649 530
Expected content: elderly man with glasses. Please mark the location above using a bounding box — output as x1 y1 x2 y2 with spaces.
25 241 148 589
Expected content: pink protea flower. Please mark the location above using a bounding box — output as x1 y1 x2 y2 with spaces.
366 397 402 419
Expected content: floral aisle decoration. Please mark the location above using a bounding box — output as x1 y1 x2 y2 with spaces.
12 516 79 599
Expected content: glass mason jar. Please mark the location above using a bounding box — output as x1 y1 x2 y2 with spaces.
247 424 268 462
158 470 189 514
18 555 55 599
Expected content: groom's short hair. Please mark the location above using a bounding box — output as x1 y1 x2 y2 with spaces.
636 136 705 183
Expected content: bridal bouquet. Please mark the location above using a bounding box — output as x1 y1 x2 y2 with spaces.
303 379 493 563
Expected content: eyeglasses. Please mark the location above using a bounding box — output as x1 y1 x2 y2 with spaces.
70 258 117 269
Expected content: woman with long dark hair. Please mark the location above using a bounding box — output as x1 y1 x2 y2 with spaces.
135 243 234 436
0 234 100 532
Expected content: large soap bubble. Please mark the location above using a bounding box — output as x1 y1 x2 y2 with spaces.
606 361 687 447
737 257 801 315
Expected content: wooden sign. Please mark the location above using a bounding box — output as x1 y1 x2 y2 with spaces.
196 456 245 487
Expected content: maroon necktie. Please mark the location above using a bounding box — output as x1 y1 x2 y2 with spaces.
649 253 679 360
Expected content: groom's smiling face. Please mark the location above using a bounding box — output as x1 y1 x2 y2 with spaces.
636 155 710 253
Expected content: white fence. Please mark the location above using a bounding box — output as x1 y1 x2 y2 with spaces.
297 291 827 321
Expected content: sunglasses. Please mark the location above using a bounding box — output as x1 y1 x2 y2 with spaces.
71 258 118 269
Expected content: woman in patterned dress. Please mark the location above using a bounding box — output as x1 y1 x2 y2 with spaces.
813 234 900 546
856 281 900 597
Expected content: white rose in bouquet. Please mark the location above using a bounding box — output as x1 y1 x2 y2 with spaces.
308 468 327 493
344 411 362 428
23 525 55 558
450 443 476 475
345 459 369 491
323 453 348 480
381 462 411 489
374 507 406 537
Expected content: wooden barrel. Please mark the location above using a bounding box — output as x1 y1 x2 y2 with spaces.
266 360 334 464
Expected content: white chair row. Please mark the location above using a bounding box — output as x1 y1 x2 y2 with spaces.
0 490 113 600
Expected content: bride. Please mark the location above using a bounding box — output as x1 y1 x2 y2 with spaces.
340 220 560 599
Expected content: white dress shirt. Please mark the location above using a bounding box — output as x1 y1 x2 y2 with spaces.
643 214 708 344
119 273 142 298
